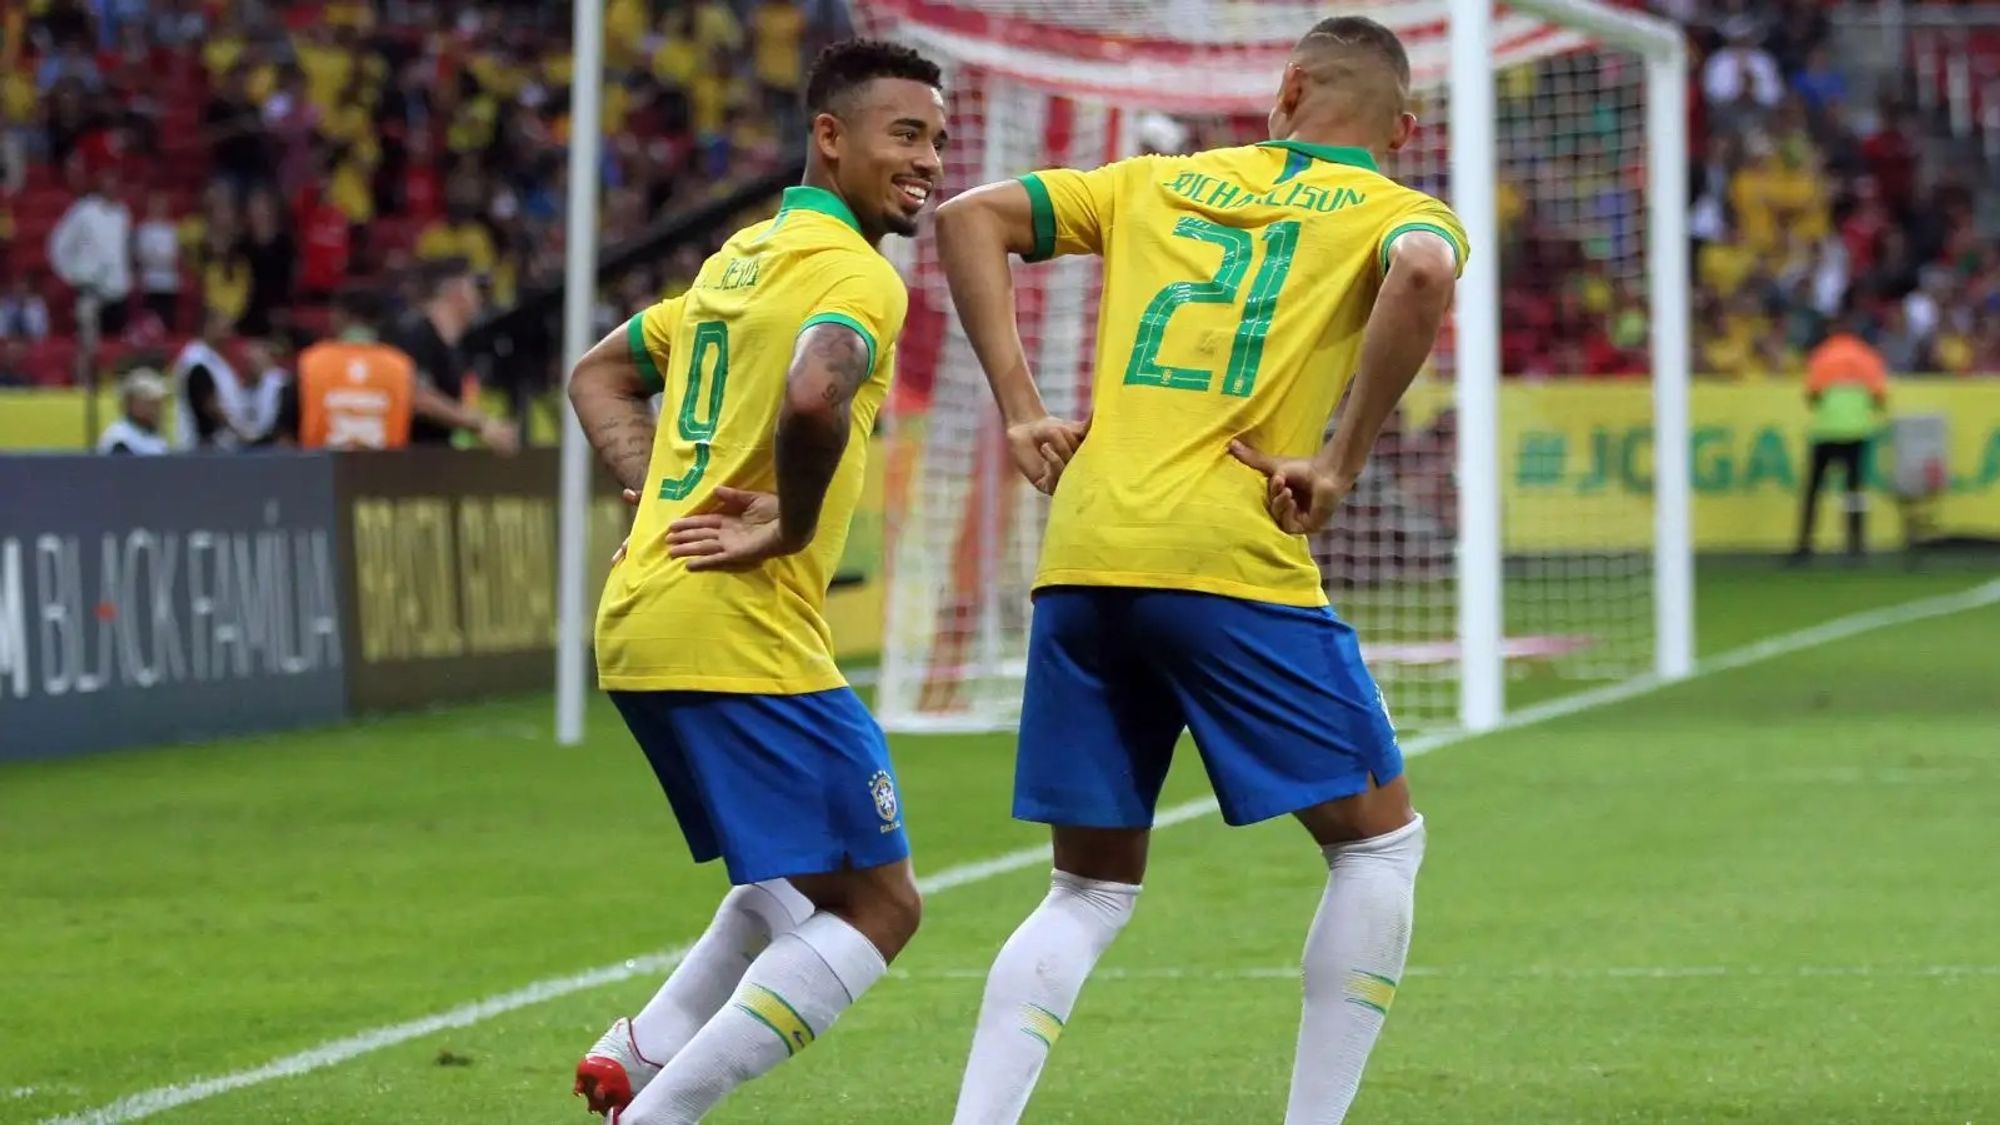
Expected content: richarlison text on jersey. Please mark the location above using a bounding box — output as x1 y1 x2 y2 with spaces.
1164 171 1367 214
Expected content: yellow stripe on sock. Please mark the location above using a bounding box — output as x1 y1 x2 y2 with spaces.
1344 970 1398 1015
736 984 815 1056
1019 1002 1065 1048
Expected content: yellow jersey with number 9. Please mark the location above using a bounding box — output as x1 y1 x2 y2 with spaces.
595 186 907 694
1021 140 1467 607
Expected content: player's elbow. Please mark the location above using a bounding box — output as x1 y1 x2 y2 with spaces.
567 351 630 411
932 195 984 249
781 379 850 433
1387 234 1459 300
1393 255 1457 299
935 186 1026 259
564 363 593 413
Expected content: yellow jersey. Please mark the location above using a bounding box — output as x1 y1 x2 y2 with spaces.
596 186 907 694
1023 140 1468 607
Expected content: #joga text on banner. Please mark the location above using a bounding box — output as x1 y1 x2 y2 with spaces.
1403 380 2000 551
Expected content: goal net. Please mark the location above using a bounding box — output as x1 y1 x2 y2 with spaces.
862 0 1690 734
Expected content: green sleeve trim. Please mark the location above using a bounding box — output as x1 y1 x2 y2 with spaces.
799 311 878 374
1380 221 1467 277
1019 173 1057 263
626 313 666 394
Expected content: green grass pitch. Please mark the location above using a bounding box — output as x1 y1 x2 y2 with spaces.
3 565 1997 1124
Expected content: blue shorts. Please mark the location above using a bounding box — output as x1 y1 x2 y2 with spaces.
1016 587 1402 829
610 688 910 885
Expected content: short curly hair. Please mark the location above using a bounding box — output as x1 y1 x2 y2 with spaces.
804 37 943 116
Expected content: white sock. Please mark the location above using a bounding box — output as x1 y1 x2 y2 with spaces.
625 912 888 1125
629 880 814 1065
951 872 1141 1125
1285 814 1427 1125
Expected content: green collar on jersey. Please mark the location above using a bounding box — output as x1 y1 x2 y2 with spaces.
778 185 862 233
1256 140 1380 173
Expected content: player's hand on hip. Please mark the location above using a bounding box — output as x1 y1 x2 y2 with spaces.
666 486 794 571
1228 440 1351 535
1005 415 1091 495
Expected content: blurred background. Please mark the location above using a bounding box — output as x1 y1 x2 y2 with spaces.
0 0 1996 430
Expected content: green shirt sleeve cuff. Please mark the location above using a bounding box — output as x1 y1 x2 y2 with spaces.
627 313 666 394
1379 221 1467 277
1019 173 1057 263
799 311 878 374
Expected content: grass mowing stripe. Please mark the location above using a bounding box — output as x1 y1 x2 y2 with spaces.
44 577 2000 1125
36 952 695 1125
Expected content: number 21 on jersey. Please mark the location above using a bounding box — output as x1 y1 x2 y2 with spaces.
1124 217 1300 399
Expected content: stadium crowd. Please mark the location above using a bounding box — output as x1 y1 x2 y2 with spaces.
0 0 1995 428
1 0 841 405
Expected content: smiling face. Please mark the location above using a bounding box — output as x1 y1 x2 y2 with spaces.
815 77 947 242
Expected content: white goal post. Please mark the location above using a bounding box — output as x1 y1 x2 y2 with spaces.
861 0 1692 735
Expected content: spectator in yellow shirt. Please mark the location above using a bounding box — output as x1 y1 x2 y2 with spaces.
322 79 381 163
293 24 352 114
323 0 373 32
752 0 807 101
201 226 250 330
1699 239 1757 298
1699 298 1768 380
417 184 497 278
444 68 499 157
693 0 745 53
653 9 701 88
689 55 733 141
328 145 376 244
1730 135 1827 256
1933 329 1975 374
606 0 649 69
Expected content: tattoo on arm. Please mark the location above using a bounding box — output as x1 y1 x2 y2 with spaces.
806 322 873 406
775 323 872 549
582 404 655 492
566 321 660 492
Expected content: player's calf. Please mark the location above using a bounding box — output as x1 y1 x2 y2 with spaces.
575 880 813 1118
789 855 924 960
1286 781 1426 1125
952 830 1143 1125
620 860 921 1124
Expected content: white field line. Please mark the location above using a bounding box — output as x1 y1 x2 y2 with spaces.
43 578 2000 1125
892 964 2000 982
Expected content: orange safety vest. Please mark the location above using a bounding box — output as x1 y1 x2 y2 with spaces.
297 339 416 450
1804 333 1889 397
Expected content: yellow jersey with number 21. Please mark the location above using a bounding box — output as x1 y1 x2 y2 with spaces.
595 186 907 695
1021 140 1468 608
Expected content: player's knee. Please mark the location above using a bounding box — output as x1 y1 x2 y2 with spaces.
724 879 814 937
1051 827 1150 885
878 871 924 942
1049 870 1141 942
1296 777 1417 847
847 874 922 960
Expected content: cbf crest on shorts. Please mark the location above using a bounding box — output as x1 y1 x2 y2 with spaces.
869 770 901 833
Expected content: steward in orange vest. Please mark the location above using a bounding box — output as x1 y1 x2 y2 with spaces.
290 289 417 450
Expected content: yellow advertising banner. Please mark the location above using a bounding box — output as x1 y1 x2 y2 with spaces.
1404 380 2000 551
